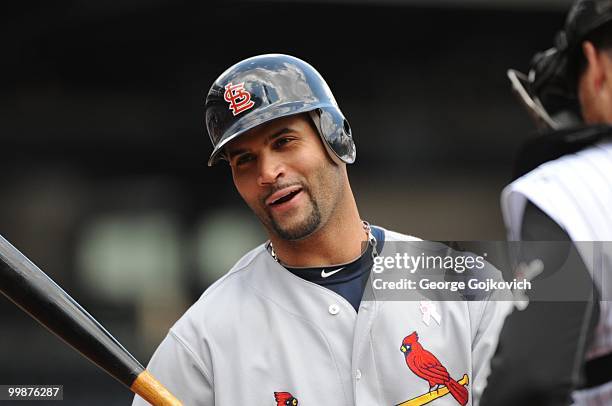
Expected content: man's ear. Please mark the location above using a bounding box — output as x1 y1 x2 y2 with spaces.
582 40 606 93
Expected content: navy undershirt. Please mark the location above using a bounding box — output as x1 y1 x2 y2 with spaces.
284 226 385 312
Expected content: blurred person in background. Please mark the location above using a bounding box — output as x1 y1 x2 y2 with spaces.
482 0 612 404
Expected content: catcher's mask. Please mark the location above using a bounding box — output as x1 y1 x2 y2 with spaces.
507 0 612 130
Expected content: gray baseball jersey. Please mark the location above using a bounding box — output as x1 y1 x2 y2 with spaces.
502 141 612 405
133 228 510 406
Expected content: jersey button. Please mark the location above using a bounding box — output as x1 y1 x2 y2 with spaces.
355 369 362 380
328 304 340 315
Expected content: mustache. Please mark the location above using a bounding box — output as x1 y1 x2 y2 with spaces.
260 181 306 206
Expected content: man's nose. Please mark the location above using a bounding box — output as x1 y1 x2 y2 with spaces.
257 152 284 186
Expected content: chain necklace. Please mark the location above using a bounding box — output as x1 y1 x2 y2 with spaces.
268 220 378 264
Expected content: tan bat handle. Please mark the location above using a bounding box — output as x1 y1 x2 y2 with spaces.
131 370 183 406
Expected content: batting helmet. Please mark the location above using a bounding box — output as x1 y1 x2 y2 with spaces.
507 0 612 129
205 54 356 166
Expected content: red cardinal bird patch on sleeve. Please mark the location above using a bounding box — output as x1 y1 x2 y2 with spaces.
398 331 469 406
274 392 298 406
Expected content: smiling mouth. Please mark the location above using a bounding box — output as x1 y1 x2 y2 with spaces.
266 186 303 207
270 190 302 206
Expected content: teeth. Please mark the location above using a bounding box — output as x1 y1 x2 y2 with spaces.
270 189 300 205
273 191 292 204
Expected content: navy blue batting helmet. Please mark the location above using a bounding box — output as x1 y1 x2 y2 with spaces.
205 54 356 166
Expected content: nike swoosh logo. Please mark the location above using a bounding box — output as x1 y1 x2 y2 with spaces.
321 267 345 278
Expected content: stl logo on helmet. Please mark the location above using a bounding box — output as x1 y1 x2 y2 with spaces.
224 82 255 116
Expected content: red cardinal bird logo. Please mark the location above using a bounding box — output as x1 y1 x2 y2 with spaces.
400 332 468 406
274 392 298 406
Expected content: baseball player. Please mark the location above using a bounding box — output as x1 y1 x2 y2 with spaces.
132 54 509 406
481 1 612 404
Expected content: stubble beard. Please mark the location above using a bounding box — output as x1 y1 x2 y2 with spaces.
259 187 322 241
253 162 343 242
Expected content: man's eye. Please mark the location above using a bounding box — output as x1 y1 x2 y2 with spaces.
235 154 254 166
274 137 293 148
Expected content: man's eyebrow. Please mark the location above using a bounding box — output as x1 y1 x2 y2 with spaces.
267 127 295 141
226 127 296 160
226 147 248 160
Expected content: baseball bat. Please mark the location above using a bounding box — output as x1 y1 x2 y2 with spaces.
0 233 182 406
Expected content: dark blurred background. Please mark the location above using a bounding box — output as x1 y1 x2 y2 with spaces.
1 0 571 404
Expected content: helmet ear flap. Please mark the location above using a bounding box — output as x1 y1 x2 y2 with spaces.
308 108 356 165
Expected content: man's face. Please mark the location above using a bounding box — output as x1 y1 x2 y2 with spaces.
578 69 604 124
577 42 612 124
225 114 344 241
